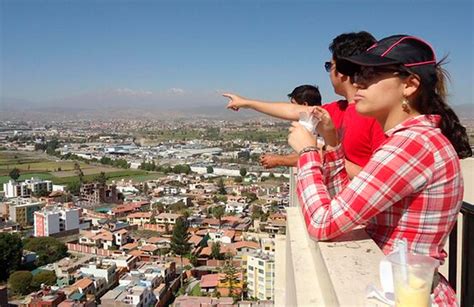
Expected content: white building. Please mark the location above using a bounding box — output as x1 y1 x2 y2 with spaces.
247 252 275 301
101 285 155 307
34 206 80 237
3 178 53 198
225 201 248 214
80 261 117 288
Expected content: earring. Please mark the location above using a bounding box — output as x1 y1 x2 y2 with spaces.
402 99 410 113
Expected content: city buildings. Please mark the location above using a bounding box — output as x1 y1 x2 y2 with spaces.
246 252 275 301
34 206 80 237
8 200 43 227
3 178 53 198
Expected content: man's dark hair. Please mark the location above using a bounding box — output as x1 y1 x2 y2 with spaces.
329 31 376 65
287 85 322 106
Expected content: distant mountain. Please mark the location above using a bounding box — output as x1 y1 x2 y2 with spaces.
2 93 472 122
453 104 474 119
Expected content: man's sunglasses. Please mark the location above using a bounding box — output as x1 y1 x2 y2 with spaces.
324 61 332 72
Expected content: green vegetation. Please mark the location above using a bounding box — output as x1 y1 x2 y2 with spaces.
9 167 21 180
0 151 157 191
217 178 226 195
170 218 192 286
211 242 224 260
0 233 23 281
221 259 240 301
190 283 202 296
7 270 57 295
222 129 288 143
23 237 68 266
211 206 225 228
8 271 33 295
32 271 57 289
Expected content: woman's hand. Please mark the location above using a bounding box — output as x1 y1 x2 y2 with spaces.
288 122 318 153
223 93 250 111
311 106 339 147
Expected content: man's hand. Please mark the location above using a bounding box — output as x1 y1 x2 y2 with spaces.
223 93 250 111
260 154 281 169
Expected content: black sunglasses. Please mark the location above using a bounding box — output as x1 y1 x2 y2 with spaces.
351 67 410 86
324 61 332 72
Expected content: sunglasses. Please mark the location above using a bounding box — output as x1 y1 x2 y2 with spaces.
324 61 333 72
351 67 410 86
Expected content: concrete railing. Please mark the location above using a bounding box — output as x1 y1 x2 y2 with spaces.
276 159 474 306
275 207 385 307
275 168 385 306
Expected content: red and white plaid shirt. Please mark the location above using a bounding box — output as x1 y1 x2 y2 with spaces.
296 115 463 306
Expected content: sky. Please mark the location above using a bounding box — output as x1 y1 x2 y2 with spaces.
1 0 473 109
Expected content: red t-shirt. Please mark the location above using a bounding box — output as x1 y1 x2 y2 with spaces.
322 100 386 167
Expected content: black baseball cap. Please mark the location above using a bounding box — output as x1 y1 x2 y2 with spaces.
337 35 438 85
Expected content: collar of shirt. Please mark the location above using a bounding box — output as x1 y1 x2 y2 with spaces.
384 114 441 138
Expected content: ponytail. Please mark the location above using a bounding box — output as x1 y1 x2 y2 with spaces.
413 58 472 159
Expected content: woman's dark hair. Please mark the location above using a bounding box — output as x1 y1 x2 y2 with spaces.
329 31 377 65
410 58 472 159
288 85 322 106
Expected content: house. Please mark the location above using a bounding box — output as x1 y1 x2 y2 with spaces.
156 213 182 225
225 202 248 214
200 273 219 293
126 211 153 226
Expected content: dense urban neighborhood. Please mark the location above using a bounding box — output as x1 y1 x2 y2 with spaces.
0 117 294 307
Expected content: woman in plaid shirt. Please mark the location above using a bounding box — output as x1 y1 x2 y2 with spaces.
288 35 472 306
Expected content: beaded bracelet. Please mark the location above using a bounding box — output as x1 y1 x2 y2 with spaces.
298 146 320 155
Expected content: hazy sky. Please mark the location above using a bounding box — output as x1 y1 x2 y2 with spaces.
1 0 473 108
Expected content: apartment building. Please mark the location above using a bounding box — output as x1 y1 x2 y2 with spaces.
246 252 275 301
3 178 53 198
34 206 80 237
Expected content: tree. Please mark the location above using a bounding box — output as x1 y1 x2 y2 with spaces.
73 162 84 184
212 206 225 229
170 218 191 287
221 259 240 300
8 271 33 295
93 172 108 185
239 167 247 177
172 164 191 175
23 237 68 266
242 192 258 203
9 167 21 181
31 271 57 290
187 254 198 267
217 178 226 195
251 205 264 221
206 166 214 174
67 180 81 196
0 233 23 281
210 242 224 260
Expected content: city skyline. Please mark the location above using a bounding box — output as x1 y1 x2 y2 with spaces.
1 0 473 110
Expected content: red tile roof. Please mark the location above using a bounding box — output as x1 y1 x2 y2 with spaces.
232 241 259 250
200 273 219 288
140 244 158 252
73 278 93 290
127 212 153 219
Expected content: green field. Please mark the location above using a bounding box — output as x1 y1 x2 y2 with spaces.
0 151 161 190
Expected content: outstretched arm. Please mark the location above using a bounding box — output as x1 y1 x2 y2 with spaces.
260 153 299 168
223 93 312 121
